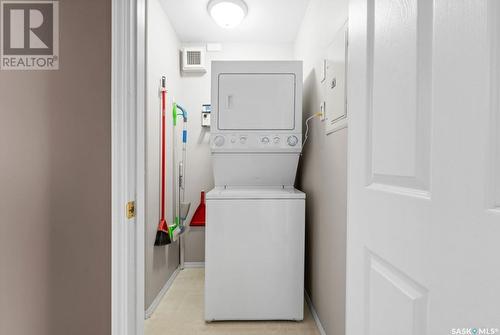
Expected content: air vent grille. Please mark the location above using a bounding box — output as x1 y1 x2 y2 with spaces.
182 47 206 74
186 51 201 65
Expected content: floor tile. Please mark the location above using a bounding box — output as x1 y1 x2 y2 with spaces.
145 269 320 335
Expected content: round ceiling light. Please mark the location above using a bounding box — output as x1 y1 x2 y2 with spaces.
207 0 248 29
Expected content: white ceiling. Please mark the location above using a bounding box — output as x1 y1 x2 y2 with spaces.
161 0 311 43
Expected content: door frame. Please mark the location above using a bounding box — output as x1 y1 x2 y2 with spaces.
111 0 146 334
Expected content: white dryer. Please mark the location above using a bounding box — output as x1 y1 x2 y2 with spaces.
205 61 305 321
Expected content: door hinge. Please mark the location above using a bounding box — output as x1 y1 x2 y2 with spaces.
126 201 136 219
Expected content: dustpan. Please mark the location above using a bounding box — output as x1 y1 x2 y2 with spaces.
190 191 206 226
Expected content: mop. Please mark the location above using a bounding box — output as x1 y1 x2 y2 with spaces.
167 103 191 243
175 103 192 269
174 104 191 231
155 76 171 246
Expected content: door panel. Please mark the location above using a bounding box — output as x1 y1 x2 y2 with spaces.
490 0 500 210
367 0 432 192
367 252 428 335
348 0 500 334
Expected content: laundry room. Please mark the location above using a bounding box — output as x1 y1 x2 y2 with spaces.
2 0 497 333
144 0 348 334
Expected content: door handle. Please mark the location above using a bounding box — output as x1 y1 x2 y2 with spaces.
226 95 233 109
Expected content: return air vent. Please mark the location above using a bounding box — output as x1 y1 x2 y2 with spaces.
182 47 206 74
186 50 201 65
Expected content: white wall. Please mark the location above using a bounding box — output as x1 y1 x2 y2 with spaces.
145 0 181 309
178 43 295 262
294 0 349 334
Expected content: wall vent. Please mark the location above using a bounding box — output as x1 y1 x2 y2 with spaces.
186 50 201 65
182 47 206 74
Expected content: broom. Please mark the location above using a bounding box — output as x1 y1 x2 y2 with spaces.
155 76 171 246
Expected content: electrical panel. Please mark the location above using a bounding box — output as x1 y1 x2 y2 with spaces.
323 22 348 134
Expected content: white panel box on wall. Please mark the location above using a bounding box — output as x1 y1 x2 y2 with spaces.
324 22 348 134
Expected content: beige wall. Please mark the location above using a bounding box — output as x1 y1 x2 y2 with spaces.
144 0 181 309
178 43 295 262
0 0 111 334
294 0 349 334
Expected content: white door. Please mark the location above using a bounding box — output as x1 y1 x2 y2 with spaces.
347 0 500 334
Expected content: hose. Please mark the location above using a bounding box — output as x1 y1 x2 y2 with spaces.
302 112 323 147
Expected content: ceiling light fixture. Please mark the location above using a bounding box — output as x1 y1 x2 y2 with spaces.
207 0 248 29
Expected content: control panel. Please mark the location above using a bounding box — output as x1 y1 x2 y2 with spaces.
211 133 302 151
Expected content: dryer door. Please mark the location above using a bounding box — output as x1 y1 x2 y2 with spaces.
217 73 296 131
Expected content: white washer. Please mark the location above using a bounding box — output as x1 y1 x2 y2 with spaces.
205 61 305 321
205 187 305 321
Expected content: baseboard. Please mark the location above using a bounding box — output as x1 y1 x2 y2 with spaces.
145 266 180 319
188 226 205 231
183 261 205 268
305 291 327 335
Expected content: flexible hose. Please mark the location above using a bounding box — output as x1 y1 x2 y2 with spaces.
302 112 323 147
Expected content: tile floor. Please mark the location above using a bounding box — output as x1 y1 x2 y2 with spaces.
145 268 321 335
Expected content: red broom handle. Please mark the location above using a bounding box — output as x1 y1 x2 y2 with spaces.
160 87 166 221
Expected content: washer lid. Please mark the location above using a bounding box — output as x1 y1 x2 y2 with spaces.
206 187 305 200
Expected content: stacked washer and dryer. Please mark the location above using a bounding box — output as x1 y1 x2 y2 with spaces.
205 61 305 321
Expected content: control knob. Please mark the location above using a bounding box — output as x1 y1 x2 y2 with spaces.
287 135 298 147
214 135 225 147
